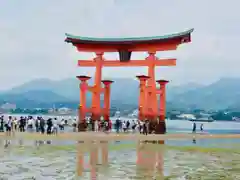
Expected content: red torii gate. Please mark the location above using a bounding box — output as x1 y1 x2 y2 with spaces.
65 28 193 133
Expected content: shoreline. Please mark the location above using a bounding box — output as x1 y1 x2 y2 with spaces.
1 132 240 141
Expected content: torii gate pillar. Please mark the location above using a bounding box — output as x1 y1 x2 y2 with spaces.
102 80 114 121
156 80 169 134
76 75 91 131
136 75 150 121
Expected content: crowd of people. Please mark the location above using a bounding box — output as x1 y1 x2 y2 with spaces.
0 115 152 135
0 115 66 135
115 119 150 135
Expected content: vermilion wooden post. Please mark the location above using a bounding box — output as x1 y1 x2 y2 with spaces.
136 75 149 121
101 80 114 121
76 75 91 131
156 80 169 134
91 52 104 122
146 52 158 120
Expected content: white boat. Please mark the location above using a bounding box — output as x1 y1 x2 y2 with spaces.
232 117 240 122
189 117 215 122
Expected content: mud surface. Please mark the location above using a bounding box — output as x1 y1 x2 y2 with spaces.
0 140 239 180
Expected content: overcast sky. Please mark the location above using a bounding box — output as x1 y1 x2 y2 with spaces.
0 0 240 90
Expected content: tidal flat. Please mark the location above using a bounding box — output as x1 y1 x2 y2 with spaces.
0 140 240 180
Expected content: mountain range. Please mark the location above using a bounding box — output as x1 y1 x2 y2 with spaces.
0 77 240 111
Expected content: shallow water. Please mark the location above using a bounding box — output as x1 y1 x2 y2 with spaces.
0 120 240 179
0 140 240 180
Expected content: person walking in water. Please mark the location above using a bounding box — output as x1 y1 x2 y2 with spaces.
115 118 120 133
13 117 18 132
0 116 4 132
143 120 148 135
122 121 127 132
200 124 204 132
19 116 25 132
46 118 53 135
35 117 40 133
6 116 12 136
192 122 196 133
104 120 109 132
94 120 99 132
59 119 65 131
52 118 58 135
40 117 45 134
27 117 34 133
126 120 130 131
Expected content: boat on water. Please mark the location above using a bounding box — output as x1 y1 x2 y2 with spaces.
232 117 240 122
189 117 215 122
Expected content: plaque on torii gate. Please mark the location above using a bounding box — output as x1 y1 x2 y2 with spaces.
65 28 193 133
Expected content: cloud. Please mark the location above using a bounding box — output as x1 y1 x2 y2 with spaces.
0 0 240 90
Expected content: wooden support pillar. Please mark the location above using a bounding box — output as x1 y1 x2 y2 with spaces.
101 80 114 121
136 75 149 121
156 80 169 134
77 75 91 131
92 52 104 121
157 80 169 120
146 52 158 120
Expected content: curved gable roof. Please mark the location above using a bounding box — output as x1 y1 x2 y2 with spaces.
65 28 194 44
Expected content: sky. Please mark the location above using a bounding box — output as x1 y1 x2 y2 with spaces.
0 0 240 90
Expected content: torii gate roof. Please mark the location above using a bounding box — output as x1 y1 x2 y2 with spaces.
65 28 194 52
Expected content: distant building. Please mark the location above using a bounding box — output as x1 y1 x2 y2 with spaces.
177 113 196 120
34 108 42 111
114 111 121 117
0 108 7 114
232 117 240 121
48 108 55 113
1 103 16 110
170 110 181 115
57 107 72 114
199 112 211 117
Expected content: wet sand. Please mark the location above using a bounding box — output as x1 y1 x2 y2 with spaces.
0 139 239 179
0 132 240 141
0 132 240 179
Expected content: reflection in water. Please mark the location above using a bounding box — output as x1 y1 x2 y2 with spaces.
0 138 239 179
100 141 108 166
34 140 46 149
77 142 84 177
4 140 10 148
19 139 23 146
89 141 98 179
77 140 109 179
136 141 164 179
